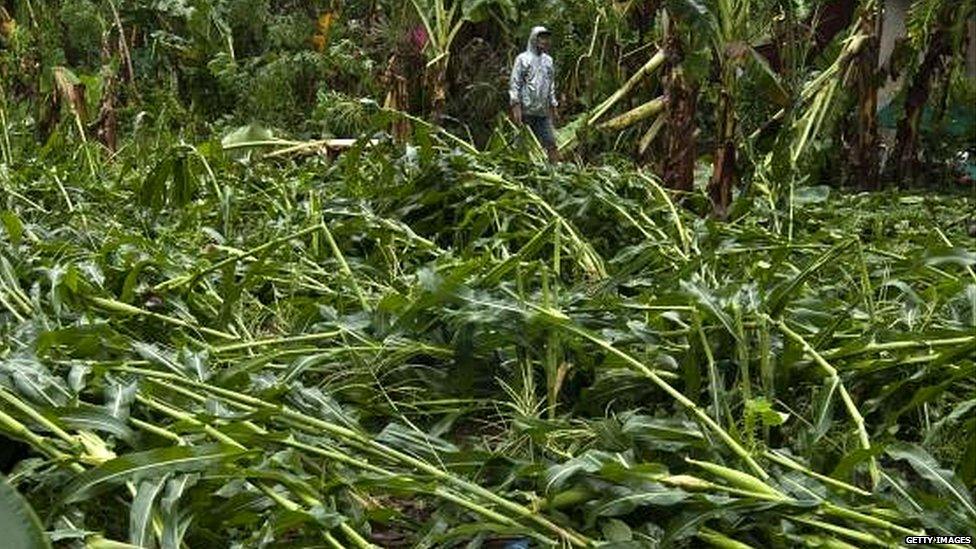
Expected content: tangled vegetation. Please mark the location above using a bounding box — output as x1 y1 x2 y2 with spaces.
1 126 974 547
1 0 975 548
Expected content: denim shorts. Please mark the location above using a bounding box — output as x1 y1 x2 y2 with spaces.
524 114 556 149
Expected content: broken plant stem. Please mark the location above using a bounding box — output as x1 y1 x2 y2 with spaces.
116 366 592 547
537 306 768 480
90 296 237 340
154 224 324 292
771 317 879 488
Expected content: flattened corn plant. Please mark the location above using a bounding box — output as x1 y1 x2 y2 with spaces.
0 127 974 548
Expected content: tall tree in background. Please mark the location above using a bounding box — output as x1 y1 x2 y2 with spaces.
891 23 949 181
890 0 974 182
408 0 514 121
662 9 698 194
1 0 971 196
848 0 882 189
702 0 758 218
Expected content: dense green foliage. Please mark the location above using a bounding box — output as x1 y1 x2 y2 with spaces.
2 0 974 176
1 0 975 548
2 126 974 546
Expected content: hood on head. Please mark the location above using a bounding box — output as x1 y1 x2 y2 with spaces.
527 25 550 54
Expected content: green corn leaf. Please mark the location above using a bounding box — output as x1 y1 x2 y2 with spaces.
51 405 136 442
766 240 853 317
885 443 976 519
61 444 245 505
1 210 23 246
0 474 51 549
681 280 739 341
590 484 690 517
139 157 173 211
129 476 168 548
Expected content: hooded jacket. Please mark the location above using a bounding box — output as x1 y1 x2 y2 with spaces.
508 26 557 117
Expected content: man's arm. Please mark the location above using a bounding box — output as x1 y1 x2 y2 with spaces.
509 55 524 124
548 59 558 123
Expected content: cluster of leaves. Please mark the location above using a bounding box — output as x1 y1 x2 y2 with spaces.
0 114 973 546
3 0 975 189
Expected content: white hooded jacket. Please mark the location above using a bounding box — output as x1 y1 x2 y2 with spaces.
508 26 558 117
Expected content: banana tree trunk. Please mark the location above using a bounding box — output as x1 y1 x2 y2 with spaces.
662 57 697 192
428 56 449 121
892 26 950 183
96 35 119 153
663 73 697 193
708 84 736 219
968 18 976 78
848 4 881 190
383 55 411 143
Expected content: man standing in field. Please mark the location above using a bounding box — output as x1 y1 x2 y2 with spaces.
509 26 559 163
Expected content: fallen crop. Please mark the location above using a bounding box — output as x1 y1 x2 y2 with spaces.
1 128 973 546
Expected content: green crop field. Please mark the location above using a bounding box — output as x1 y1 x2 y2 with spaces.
1 1 974 548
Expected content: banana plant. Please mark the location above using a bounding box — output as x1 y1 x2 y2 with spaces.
848 0 882 189
661 8 701 193
664 0 789 216
409 0 463 119
555 50 667 154
889 0 975 182
408 0 515 119
0 475 50 549
760 0 881 237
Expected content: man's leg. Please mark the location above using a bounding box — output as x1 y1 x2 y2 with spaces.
543 118 559 163
545 145 558 163
525 115 559 163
